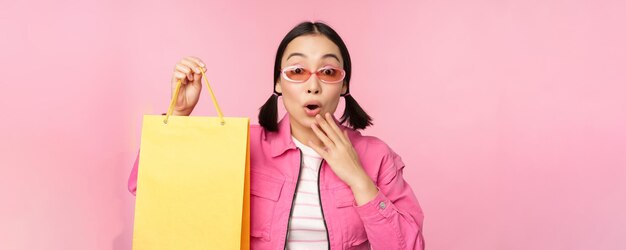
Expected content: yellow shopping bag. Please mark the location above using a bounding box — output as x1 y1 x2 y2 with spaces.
132 69 250 250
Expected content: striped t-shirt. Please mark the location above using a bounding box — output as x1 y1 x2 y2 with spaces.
286 136 329 249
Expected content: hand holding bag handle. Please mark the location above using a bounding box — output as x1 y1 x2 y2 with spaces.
163 67 226 125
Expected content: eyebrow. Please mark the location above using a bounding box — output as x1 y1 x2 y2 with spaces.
286 53 341 63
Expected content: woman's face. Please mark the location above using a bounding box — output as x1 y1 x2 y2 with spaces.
275 34 348 130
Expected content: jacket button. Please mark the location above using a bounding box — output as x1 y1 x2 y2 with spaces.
379 201 386 209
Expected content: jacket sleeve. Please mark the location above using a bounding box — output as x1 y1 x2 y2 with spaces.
354 147 425 250
128 150 140 196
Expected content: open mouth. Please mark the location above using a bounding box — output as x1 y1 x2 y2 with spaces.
304 103 321 116
306 104 320 110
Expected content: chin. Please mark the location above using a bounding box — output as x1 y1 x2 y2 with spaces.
292 113 316 129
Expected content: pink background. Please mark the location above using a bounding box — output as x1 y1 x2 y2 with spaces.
1 0 625 249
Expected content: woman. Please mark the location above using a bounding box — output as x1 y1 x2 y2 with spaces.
128 21 425 250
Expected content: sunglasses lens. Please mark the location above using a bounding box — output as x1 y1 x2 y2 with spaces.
318 67 345 83
284 67 310 82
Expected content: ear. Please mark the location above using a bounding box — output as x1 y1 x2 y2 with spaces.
341 82 348 95
275 82 282 94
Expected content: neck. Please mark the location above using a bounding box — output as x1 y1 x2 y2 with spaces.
289 115 323 149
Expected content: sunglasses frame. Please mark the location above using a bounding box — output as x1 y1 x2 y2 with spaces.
280 65 346 84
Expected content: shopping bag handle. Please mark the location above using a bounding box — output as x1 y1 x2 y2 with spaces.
163 67 225 125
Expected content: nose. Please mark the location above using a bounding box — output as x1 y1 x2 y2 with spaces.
306 74 321 94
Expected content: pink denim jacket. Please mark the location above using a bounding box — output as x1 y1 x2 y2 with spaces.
128 114 425 249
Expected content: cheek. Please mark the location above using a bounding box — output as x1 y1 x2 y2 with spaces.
280 85 302 111
324 87 343 106
324 97 341 113
281 97 298 113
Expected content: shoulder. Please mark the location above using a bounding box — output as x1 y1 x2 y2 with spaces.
249 124 266 147
249 123 278 149
250 123 264 134
349 131 406 184
348 130 397 157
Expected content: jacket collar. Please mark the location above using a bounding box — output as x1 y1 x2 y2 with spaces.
268 114 360 158
269 114 297 157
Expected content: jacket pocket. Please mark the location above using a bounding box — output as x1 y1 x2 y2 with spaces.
250 171 284 242
333 186 369 247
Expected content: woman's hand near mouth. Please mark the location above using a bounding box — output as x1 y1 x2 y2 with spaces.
308 113 379 206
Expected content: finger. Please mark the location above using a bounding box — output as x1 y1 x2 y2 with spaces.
180 59 202 74
191 66 204 85
191 71 203 85
180 59 199 81
311 122 335 149
173 71 187 82
175 64 192 75
174 65 193 82
325 113 349 145
186 56 206 68
307 140 328 158
315 114 341 147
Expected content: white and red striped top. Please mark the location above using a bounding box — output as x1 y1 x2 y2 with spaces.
286 137 329 250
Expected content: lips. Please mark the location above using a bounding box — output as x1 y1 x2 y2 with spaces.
306 104 319 109
304 100 322 109
304 101 322 116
